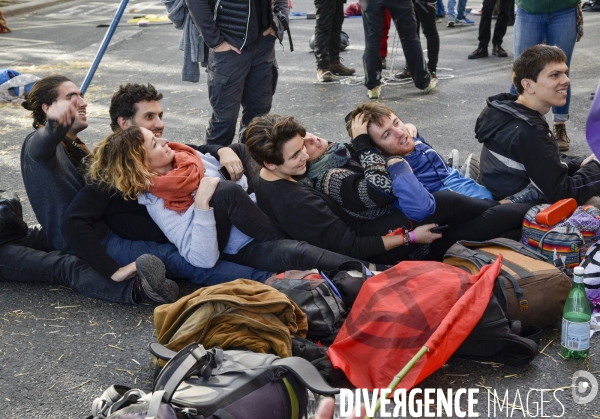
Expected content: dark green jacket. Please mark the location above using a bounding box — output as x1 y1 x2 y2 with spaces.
516 0 579 14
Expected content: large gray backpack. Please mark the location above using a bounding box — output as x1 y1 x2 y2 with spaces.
90 342 338 419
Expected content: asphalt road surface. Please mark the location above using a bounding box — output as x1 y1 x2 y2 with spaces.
1 0 599 417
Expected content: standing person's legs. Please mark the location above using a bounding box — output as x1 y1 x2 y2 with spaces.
477 0 497 50
455 0 468 20
239 35 278 144
360 0 386 90
387 0 431 89
437 0 446 16
491 0 511 48
414 0 440 74
328 0 345 63
447 0 456 22
314 0 334 70
546 7 577 121
381 9 392 61
205 49 252 146
510 7 545 94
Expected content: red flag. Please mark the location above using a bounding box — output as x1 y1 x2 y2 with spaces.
327 258 502 390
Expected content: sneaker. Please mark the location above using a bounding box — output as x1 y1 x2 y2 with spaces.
468 47 489 59
329 59 355 76
133 254 179 304
436 16 443 23
394 66 412 80
381 57 387 69
422 76 438 94
471 8 483 15
492 44 508 57
317 68 335 82
447 149 460 169
431 71 437 79
368 85 381 100
455 18 474 26
459 153 481 182
553 123 570 152
447 18 456 27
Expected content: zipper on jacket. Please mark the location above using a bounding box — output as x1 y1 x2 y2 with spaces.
213 0 222 21
240 0 251 51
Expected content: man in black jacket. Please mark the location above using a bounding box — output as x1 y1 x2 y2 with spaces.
477 45 600 204
185 0 289 146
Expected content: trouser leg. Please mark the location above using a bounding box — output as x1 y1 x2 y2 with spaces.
223 240 360 272
205 48 252 146
328 0 345 63
239 35 278 144
387 0 431 89
414 0 440 73
381 9 392 58
478 0 496 48
103 232 272 285
491 0 510 47
314 0 335 68
210 181 283 251
360 0 386 89
0 230 134 304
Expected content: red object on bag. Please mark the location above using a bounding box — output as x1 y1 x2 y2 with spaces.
327 258 501 390
344 2 362 16
535 198 577 226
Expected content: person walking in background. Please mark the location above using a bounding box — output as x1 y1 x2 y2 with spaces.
510 0 582 151
314 0 355 82
446 0 474 27
360 0 437 99
468 0 510 59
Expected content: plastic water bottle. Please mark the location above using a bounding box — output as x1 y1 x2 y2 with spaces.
561 266 591 359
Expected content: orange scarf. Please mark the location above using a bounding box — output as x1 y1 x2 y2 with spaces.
149 142 205 213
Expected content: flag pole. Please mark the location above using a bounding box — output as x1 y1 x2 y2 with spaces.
364 346 429 419
80 0 130 94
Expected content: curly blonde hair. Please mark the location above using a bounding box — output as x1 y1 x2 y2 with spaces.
88 126 155 200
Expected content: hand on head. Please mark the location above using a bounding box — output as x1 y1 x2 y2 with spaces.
351 113 369 138
45 96 78 127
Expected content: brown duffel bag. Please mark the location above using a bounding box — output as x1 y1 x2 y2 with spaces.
443 238 571 328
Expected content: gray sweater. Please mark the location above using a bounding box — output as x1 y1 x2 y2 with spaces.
20 122 86 251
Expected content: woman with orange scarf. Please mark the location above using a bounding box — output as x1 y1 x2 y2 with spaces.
88 126 364 273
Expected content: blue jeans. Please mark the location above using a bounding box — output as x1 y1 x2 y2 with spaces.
511 6 577 120
102 232 272 286
436 0 445 16
447 0 467 20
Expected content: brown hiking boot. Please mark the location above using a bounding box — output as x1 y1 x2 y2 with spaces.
317 68 335 82
329 59 355 76
553 123 570 152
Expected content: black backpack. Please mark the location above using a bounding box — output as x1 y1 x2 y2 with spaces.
453 294 541 366
91 343 338 419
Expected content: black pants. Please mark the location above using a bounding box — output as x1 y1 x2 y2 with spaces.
314 0 345 69
414 0 440 73
223 239 360 272
360 0 431 89
478 0 511 49
0 227 134 304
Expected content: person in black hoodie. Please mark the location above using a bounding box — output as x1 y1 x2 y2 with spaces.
477 45 600 205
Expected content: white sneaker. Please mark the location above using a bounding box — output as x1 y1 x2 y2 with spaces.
423 76 438 94
368 85 381 100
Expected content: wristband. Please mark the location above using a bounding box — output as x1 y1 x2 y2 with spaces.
410 231 416 244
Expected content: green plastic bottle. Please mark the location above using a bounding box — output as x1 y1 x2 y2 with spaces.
561 266 591 359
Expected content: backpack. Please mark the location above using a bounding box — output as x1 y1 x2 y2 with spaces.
444 238 572 328
521 204 600 270
579 243 600 313
91 342 338 419
453 294 540 366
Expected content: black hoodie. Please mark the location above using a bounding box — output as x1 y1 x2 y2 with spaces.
475 93 600 204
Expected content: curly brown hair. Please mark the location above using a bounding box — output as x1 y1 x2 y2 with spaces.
21 75 70 129
88 127 155 200
246 114 306 167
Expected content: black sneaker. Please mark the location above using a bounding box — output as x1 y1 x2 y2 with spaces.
492 44 508 57
468 47 489 59
132 254 179 304
394 66 412 80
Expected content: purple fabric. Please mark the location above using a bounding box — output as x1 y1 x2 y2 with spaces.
587 82 600 157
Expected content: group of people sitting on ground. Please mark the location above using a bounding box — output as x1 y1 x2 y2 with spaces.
2 44 600 307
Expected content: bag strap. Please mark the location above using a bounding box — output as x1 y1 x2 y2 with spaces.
273 356 339 396
457 238 547 262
